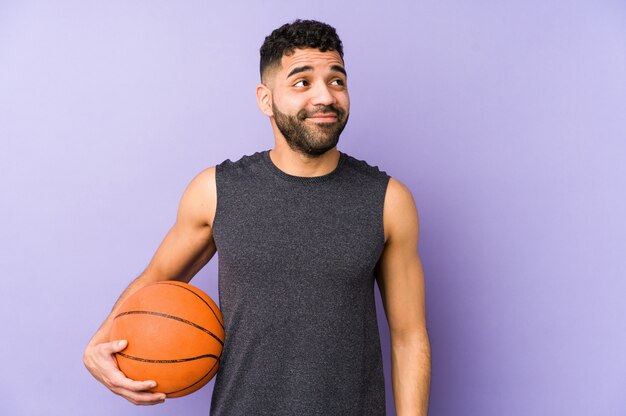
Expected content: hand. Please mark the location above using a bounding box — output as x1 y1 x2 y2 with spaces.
83 339 167 405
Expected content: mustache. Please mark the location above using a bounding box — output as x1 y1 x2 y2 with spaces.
297 105 346 120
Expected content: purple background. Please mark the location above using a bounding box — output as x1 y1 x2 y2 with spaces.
1 1 625 415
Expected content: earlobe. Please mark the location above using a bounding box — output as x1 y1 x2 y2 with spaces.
255 84 274 117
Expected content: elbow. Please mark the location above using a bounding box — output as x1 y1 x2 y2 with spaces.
390 326 431 352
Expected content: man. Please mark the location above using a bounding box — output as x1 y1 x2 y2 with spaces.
84 19 431 415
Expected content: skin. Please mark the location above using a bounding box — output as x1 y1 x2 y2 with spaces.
83 47 431 414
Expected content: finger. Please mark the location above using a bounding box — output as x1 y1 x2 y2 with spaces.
100 339 128 354
111 387 167 406
96 343 158 392
108 371 159 392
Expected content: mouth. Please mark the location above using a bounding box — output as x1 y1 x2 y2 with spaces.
306 114 338 123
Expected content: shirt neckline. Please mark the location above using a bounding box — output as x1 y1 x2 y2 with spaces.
261 149 346 183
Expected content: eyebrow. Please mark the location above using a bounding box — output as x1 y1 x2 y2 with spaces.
286 64 347 79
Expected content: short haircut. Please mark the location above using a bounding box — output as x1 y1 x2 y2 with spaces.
259 19 344 81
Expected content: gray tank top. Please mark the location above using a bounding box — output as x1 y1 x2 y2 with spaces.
210 149 390 416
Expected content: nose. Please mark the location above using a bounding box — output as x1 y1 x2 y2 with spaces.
309 81 336 107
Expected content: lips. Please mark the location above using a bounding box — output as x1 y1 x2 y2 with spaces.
297 106 344 122
307 114 338 122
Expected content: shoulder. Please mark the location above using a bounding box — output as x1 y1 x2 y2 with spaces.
383 177 419 244
385 177 414 204
186 166 216 195
177 166 217 227
176 149 265 227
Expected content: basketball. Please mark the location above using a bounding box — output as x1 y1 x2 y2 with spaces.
109 281 224 398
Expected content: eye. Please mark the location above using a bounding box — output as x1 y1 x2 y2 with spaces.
331 79 345 86
294 80 309 87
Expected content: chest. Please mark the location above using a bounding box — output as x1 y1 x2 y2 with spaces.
213 186 385 282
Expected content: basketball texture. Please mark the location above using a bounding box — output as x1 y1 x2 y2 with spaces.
109 281 224 398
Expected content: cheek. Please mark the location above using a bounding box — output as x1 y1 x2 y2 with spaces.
274 91 306 112
340 92 350 111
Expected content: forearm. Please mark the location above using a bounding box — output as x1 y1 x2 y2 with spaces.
391 330 431 416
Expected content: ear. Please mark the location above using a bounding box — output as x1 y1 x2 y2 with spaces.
256 83 274 117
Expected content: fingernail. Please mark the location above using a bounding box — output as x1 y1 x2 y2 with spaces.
118 340 127 348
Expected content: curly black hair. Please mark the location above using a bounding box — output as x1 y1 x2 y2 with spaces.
259 19 344 81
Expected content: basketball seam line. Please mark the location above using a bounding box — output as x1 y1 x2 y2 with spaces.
117 352 220 364
114 310 224 346
165 358 220 395
158 282 225 330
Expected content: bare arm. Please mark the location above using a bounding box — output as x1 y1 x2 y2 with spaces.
83 166 218 405
376 178 431 415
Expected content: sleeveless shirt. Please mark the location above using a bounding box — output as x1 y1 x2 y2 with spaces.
210 149 391 416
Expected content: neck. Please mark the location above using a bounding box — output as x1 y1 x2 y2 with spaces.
268 141 340 177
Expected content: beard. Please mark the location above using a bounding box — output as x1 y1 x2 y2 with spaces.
272 101 349 157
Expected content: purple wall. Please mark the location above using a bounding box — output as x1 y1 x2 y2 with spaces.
1 1 625 415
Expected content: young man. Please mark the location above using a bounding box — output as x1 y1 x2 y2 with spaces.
84 20 431 415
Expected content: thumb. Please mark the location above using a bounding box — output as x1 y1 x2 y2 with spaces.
108 339 128 353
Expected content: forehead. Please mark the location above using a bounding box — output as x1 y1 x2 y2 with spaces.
279 48 345 74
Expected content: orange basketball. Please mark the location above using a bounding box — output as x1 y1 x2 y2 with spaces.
109 281 224 398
